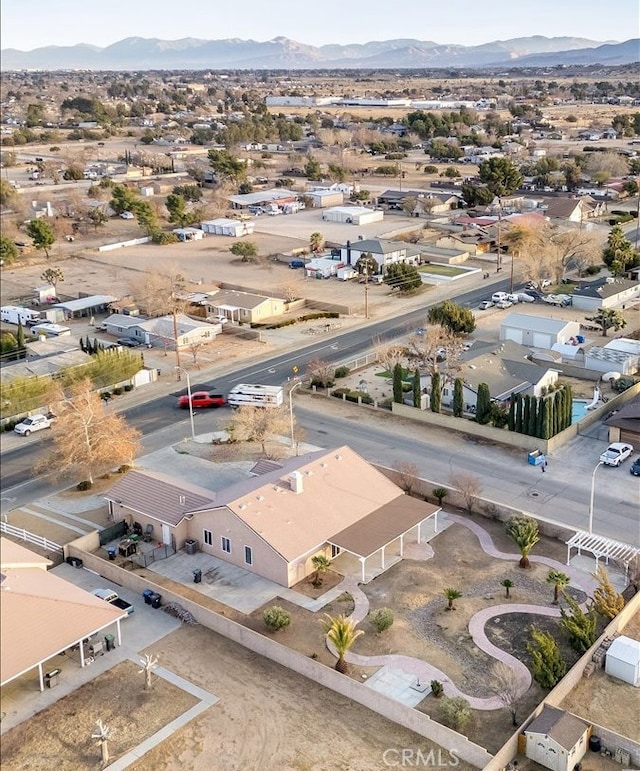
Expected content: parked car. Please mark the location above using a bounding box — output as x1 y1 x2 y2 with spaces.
516 293 535 303
14 413 55 436
119 211 135 220
600 442 634 467
495 299 513 309
630 457 640 476
506 294 520 304
525 279 551 290
116 337 141 347
211 315 228 325
289 260 305 269
491 291 509 303
178 391 226 409
478 300 494 310
91 588 134 616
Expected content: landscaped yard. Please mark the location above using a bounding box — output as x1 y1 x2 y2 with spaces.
418 263 472 277
239 515 604 754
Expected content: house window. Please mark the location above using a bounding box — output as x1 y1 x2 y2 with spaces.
203 529 213 546
244 546 252 565
221 536 231 553
331 544 341 558
443 388 449 396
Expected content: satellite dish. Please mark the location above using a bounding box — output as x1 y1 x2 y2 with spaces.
602 372 621 382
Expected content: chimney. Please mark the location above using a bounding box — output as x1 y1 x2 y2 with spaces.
290 471 304 494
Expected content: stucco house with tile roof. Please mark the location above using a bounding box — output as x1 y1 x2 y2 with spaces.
0 539 126 691
105 447 440 586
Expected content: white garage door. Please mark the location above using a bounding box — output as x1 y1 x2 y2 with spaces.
533 332 550 348
504 328 523 344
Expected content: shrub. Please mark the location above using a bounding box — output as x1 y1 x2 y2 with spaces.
612 376 636 393
101 391 112 400
263 605 291 632
76 480 92 491
370 608 394 632
112 387 123 395
123 384 133 392
117 464 131 474
584 264 602 275
439 696 471 730
334 366 350 379
430 680 444 697
152 231 180 245
345 390 373 404
331 387 351 398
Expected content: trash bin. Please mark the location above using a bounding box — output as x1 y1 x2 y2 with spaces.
149 592 162 609
193 568 202 584
44 669 60 688
185 538 198 555
104 634 115 651
142 589 155 605
107 547 117 561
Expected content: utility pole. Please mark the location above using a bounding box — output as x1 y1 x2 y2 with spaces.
364 269 369 319
172 306 181 378
496 197 503 273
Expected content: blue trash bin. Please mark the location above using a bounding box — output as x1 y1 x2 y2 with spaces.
142 589 155 605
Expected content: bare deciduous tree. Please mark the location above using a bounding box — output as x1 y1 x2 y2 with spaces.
393 460 420 494
307 358 335 387
405 325 464 377
491 661 521 726
374 340 407 375
448 472 483 513
91 719 112 765
35 378 141 485
227 406 291 457
138 653 159 691
130 269 187 318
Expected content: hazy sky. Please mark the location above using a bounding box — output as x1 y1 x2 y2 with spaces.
1 0 638 51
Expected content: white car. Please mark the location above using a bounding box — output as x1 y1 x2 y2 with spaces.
14 414 54 436
120 211 135 220
495 299 513 309
492 291 509 303
599 442 634 467
211 315 228 325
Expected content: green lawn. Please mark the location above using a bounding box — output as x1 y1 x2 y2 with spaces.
418 263 471 277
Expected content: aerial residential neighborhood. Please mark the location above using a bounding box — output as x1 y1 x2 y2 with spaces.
1 3 640 769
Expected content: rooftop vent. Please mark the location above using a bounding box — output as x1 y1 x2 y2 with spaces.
290 471 304 494
179 495 186 505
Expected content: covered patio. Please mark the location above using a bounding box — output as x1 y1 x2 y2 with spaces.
329 497 441 583
566 531 640 581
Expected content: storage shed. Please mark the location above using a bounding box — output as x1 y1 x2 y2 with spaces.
605 635 640 686
322 206 384 225
308 190 344 208
500 313 580 349
305 258 344 279
524 706 589 771
201 218 255 237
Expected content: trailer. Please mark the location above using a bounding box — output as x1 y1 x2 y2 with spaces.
227 383 284 409
1 305 41 326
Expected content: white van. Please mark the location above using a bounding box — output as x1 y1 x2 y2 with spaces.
491 291 508 303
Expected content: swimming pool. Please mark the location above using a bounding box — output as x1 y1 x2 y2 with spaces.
572 399 590 423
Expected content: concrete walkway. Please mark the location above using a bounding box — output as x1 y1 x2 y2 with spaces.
322 511 600 710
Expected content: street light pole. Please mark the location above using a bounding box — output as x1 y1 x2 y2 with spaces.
289 380 302 454
588 461 604 534
175 366 195 440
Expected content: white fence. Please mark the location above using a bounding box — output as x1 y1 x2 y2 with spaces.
1 521 63 555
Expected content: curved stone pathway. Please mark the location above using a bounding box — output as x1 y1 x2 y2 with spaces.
323 512 598 710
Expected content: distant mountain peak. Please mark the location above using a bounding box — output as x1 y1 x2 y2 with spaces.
1 34 635 71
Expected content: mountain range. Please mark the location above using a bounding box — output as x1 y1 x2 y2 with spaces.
2 35 638 71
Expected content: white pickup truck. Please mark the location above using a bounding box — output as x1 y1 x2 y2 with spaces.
14 414 55 436
91 588 134 616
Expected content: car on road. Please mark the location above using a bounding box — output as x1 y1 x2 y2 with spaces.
478 300 494 310
178 391 226 409
600 442 634 467
14 414 55 436
495 299 513 309
630 457 640 476
116 337 141 348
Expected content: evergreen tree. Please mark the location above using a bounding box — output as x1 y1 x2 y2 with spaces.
392 363 404 404
515 394 524 433
16 320 25 350
453 378 464 418
551 391 560 436
527 626 566 689
527 396 538 436
523 395 531 435
507 393 516 431
412 369 421 408
564 385 573 429
431 372 441 413
559 592 597 653
535 396 544 438
93 338 99 355
592 565 625 620
542 397 552 440
476 383 491 424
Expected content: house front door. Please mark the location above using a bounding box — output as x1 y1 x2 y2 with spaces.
161 524 171 546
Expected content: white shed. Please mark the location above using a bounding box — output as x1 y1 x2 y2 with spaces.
322 206 384 225
605 635 640 686
305 258 344 279
500 313 580 349
524 706 589 771
201 218 255 237
336 266 357 281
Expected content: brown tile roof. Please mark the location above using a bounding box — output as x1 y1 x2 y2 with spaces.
526 706 588 750
104 469 215 526
330 497 440 557
1 542 125 685
603 396 640 432
194 446 435 562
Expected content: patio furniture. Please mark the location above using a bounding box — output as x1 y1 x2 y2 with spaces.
143 523 154 542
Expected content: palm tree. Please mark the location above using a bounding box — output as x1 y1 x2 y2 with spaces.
321 613 364 673
309 231 324 253
547 570 570 605
432 487 449 507
311 554 332 587
443 588 462 611
501 579 514 599
505 515 540 568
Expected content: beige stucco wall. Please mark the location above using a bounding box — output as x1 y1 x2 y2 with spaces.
189 507 289 586
113 507 189 548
